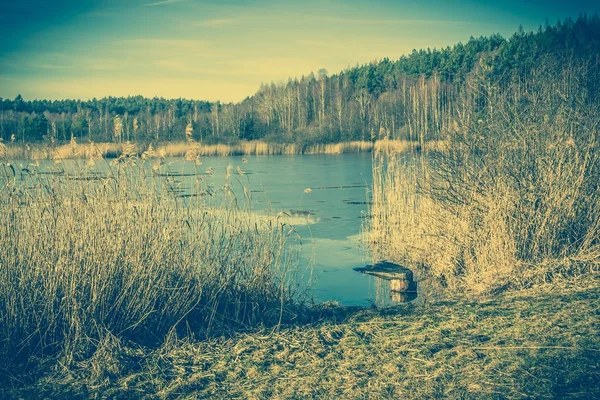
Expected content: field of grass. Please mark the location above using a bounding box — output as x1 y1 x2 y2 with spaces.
0 155 307 392
2 275 598 399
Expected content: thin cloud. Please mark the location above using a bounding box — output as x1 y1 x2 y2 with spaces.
151 59 261 76
28 54 122 73
297 14 471 26
121 38 211 47
2 76 256 103
36 64 72 70
142 0 189 7
194 18 236 28
81 10 121 18
220 57 325 78
154 59 188 71
85 62 121 72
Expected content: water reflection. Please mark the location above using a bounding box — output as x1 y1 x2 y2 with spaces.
375 278 418 306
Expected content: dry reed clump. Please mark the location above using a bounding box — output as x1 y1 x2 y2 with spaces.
304 141 374 154
1 143 43 159
373 139 409 154
368 59 600 293
3 141 136 160
368 153 518 293
0 157 303 378
157 140 300 156
141 143 158 160
41 141 134 160
371 139 448 155
184 141 202 162
3 139 419 160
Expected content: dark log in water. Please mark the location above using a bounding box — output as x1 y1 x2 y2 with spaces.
287 209 314 217
354 261 413 282
354 261 418 303
154 172 198 177
311 184 367 190
66 174 108 181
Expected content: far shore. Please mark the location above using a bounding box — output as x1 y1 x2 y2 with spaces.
0 139 448 160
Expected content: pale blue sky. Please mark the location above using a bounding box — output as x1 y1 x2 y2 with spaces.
0 0 598 102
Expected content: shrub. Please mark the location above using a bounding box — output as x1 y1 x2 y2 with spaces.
368 57 600 293
0 157 302 373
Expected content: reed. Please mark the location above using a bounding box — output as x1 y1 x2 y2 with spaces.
303 141 374 154
2 139 426 160
158 141 299 156
0 155 303 375
367 59 600 293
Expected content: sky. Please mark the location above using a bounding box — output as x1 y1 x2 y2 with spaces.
0 0 598 103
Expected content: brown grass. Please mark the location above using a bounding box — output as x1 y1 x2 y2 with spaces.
158 140 373 156
1 140 139 160
366 60 600 293
5 275 599 399
0 155 304 379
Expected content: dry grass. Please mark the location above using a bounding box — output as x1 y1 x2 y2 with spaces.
0 141 7 159
158 140 373 156
1 140 428 160
5 275 599 399
0 155 304 380
367 60 600 293
158 140 425 157
304 141 374 154
2 141 135 160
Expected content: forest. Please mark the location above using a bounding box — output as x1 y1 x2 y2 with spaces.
1 15 599 148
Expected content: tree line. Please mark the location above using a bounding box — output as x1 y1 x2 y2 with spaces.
1 14 598 147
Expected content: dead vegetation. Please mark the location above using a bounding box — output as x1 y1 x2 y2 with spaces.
3 275 598 399
367 58 600 294
0 139 446 161
0 156 305 388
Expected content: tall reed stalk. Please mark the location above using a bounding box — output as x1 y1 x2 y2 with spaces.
368 58 600 293
0 154 302 373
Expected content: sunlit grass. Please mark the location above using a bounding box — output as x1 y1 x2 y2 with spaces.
367 61 600 293
4 275 599 398
0 154 304 376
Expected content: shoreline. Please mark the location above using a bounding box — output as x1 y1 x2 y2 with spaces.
0 139 445 160
4 275 598 399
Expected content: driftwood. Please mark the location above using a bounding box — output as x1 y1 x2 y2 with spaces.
354 261 417 293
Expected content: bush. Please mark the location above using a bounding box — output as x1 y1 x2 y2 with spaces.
368 57 600 293
0 156 302 373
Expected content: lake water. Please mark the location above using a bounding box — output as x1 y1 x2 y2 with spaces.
179 152 379 306
8 153 381 306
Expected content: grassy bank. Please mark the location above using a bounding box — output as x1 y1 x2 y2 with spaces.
0 156 305 385
3 275 599 399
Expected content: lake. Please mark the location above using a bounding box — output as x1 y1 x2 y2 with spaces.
8 153 381 306
167 152 379 306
